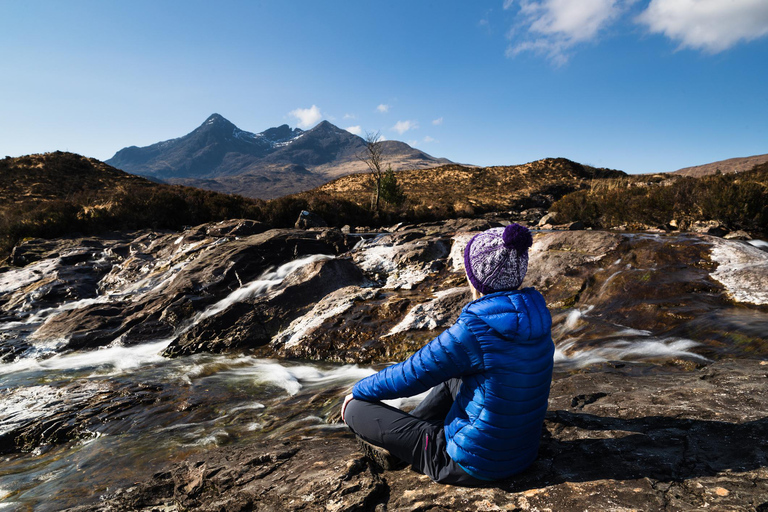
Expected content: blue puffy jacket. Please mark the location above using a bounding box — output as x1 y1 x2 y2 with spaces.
353 287 554 481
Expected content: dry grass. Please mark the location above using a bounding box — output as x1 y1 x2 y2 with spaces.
315 158 625 213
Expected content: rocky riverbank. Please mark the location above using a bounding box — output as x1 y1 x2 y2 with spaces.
69 359 768 512
1 218 767 510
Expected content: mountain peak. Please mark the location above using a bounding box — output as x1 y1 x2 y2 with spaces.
201 113 234 128
308 120 346 134
260 124 303 142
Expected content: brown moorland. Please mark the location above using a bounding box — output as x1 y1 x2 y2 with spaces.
310 158 625 215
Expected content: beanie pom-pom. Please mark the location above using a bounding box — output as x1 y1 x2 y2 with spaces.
502 223 533 253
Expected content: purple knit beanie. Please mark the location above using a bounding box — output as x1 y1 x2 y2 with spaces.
463 223 533 294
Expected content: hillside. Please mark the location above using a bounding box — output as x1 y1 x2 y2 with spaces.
672 153 768 177
552 160 768 236
0 151 156 202
0 152 264 260
106 115 451 199
312 158 625 214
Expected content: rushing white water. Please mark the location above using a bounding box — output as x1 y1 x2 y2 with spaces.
709 238 768 305
562 305 595 332
0 259 58 295
0 253 338 383
194 254 333 325
555 337 708 368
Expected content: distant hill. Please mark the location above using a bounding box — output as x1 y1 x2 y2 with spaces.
0 152 263 260
311 158 626 213
1 152 155 203
672 153 768 177
106 114 452 199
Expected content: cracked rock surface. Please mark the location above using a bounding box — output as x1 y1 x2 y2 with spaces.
71 359 768 512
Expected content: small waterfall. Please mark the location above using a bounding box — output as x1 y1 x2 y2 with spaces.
0 254 334 377
193 254 333 325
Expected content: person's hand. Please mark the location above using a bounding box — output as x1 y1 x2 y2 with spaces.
341 393 354 424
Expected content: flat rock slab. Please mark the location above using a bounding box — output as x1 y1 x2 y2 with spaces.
75 359 768 512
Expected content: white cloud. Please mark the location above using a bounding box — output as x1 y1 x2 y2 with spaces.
377 104 390 113
408 140 419 147
505 0 629 65
423 136 436 143
432 117 444 125
392 120 418 135
345 125 363 135
289 105 322 128
637 0 768 53
343 113 356 119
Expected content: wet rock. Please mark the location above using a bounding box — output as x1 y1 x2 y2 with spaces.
517 207 547 224
447 232 474 273
523 230 623 306
387 287 471 335
272 285 378 354
70 435 386 512
564 220 585 230
439 217 502 233
352 230 450 290
79 359 768 512
725 230 752 240
7 236 105 267
709 236 768 305
295 210 328 229
538 211 560 226
316 227 351 253
0 380 173 455
164 257 365 356
26 228 340 351
204 219 269 238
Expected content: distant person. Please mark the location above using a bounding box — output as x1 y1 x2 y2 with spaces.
341 223 554 485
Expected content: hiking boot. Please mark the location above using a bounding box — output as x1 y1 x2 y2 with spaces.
356 436 404 470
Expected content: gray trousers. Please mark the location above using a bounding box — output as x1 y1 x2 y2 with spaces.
345 378 484 486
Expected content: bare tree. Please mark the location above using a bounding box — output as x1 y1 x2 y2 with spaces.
359 131 385 211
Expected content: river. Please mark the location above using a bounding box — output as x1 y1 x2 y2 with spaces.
1 227 766 510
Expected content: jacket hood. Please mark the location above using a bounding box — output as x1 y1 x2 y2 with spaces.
464 288 551 342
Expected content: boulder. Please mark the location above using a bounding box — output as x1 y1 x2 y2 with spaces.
724 230 752 240
691 220 729 237
538 212 560 227
387 287 471 335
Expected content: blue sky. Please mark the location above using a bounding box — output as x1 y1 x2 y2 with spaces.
1 0 766 174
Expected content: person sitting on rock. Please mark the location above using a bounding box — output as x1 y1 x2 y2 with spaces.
341 223 554 485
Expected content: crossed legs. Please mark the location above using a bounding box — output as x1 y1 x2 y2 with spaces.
344 379 481 485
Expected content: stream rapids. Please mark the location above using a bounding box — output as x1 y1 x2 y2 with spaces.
1 219 767 510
